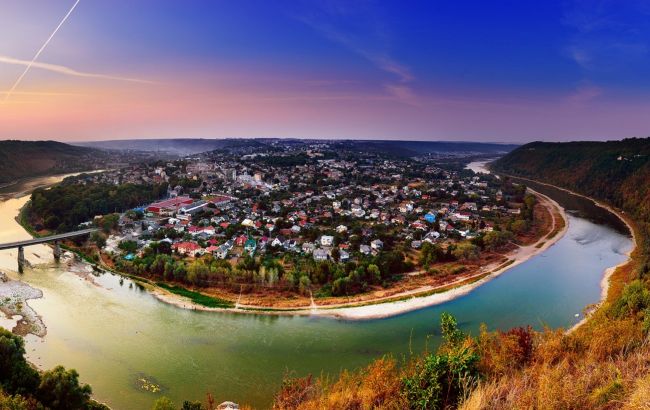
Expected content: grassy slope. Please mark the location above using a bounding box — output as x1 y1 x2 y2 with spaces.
270 137 650 409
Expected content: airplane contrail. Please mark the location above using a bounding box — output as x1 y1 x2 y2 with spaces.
0 55 153 84
3 0 81 102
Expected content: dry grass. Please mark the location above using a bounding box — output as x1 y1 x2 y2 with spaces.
272 357 405 410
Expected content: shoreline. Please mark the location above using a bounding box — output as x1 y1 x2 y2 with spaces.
143 188 569 320
0 171 104 337
498 176 638 333
4 173 631 324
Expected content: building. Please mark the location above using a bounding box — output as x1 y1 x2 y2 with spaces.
313 248 329 261
146 196 193 214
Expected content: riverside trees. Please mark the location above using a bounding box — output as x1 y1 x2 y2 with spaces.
0 328 105 409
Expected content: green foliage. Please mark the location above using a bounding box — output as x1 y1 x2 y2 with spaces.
156 283 234 308
30 180 167 232
452 241 479 261
0 328 104 409
401 313 479 409
611 280 650 318
419 242 444 267
118 240 138 254
482 230 513 251
0 328 39 396
37 366 92 410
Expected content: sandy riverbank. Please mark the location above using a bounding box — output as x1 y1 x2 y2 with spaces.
504 178 639 333
0 172 101 337
145 188 570 319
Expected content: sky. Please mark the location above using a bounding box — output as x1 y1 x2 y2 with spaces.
1 0 650 143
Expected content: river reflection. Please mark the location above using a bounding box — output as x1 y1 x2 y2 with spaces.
0 176 633 409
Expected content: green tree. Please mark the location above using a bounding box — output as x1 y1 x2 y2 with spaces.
402 313 479 409
0 328 39 396
37 366 92 410
90 231 107 248
451 242 479 261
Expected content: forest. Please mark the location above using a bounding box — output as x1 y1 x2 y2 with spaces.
28 179 168 232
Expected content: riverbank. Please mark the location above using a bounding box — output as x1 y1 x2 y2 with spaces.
0 173 632 409
499 176 638 333
0 172 104 337
140 188 569 319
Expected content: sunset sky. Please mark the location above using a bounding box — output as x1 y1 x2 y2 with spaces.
1 0 650 142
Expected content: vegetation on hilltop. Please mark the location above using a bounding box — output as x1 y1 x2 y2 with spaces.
493 137 650 270
0 140 106 184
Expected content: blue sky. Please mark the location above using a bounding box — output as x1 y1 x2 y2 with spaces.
1 0 649 142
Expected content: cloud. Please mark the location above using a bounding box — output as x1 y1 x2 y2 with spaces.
567 82 603 103
0 55 154 84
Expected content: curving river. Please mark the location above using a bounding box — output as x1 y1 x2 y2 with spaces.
0 175 633 409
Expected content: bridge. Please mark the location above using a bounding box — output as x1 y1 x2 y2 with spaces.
0 228 98 272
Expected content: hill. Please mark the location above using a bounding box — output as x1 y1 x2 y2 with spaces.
76 138 518 157
493 137 649 259
0 140 106 184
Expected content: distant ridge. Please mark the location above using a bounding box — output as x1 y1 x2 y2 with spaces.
76 138 518 157
0 140 102 184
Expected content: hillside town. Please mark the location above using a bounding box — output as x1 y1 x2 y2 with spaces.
27 141 538 302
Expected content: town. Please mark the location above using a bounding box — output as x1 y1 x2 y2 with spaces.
27 140 541 306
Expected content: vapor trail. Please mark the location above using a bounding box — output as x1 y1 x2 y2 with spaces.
3 0 81 102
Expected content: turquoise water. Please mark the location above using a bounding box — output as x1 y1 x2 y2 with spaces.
3 186 633 409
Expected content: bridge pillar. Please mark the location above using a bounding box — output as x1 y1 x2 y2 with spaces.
53 240 62 261
17 246 25 273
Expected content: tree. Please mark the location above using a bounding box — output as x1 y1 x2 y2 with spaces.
0 328 39 395
511 219 528 234
330 247 341 263
37 366 92 410
483 230 513 251
90 231 106 249
181 401 203 410
452 242 479 261
118 240 138 254
419 242 443 267
401 313 479 409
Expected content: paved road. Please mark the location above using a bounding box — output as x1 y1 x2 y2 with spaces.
0 228 97 250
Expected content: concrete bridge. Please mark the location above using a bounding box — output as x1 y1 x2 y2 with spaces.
0 228 98 272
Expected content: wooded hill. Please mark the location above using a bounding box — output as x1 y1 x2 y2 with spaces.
493 137 649 267
0 140 105 184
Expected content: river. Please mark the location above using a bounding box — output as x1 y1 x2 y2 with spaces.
0 175 633 409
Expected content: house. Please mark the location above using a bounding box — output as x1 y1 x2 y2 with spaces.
271 236 285 248
360 244 371 255
320 235 334 247
172 241 202 257
302 242 316 254
244 238 257 255
370 239 384 251
411 240 422 249
339 250 350 262
313 248 329 261
336 225 348 233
